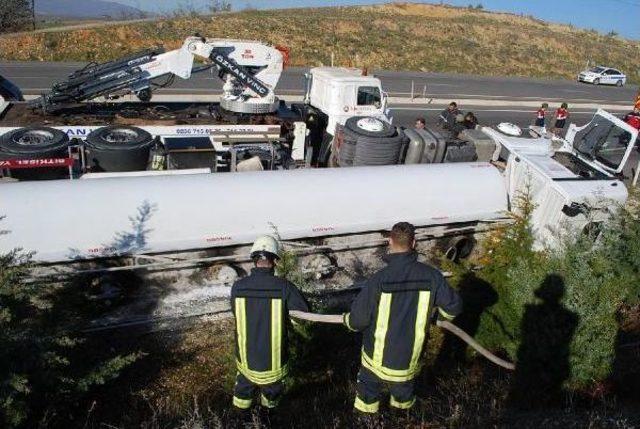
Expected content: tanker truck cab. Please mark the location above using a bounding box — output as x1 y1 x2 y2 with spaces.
483 109 637 248
300 67 390 164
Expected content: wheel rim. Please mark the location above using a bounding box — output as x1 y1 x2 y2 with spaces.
102 128 140 144
356 117 385 132
13 129 56 146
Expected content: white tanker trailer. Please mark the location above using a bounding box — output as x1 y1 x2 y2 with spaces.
0 163 508 264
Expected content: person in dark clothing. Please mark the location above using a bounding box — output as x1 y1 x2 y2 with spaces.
439 102 461 130
230 235 309 411
415 117 426 129
463 112 478 129
343 222 463 414
449 113 467 139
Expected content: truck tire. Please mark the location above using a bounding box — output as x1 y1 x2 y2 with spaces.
353 131 404 166
0 127 71 180
84 126 154 172
0 126 69 157
338 139 356 167
344 116 396 138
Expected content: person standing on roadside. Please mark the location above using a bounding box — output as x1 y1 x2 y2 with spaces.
552 103 570 136
534 103 549 128
343 222 463 416
463 112 478 129
439 102 461 130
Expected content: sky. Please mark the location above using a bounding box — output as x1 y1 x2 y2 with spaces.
114 0 640 40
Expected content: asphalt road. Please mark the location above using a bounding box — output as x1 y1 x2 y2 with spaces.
0 62 638 105
389 104 598 129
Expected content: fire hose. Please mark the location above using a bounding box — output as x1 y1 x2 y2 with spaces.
288 310 516 371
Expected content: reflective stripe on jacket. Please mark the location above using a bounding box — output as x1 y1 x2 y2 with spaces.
231 267 309 385
345 252 463 382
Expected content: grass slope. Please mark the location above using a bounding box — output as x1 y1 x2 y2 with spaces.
0 3 639 83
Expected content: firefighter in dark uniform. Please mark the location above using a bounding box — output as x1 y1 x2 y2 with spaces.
230 235 309 410
343 222 463 413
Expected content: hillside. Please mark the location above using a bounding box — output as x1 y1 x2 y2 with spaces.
1 2 639 83
35 0 146 19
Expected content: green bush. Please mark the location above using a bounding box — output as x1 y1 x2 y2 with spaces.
0 231 140 427
471 190 640 389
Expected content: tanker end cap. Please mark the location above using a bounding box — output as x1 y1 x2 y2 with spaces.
250 235 282 260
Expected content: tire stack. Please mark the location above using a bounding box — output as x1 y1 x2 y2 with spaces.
84 126 155 172
0 127 71 180
337 124 357 167
338 117 404 167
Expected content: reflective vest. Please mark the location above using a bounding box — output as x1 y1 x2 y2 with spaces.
344 252 463 382
231 267 309 385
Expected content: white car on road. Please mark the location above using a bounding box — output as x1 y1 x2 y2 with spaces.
578 66 627 87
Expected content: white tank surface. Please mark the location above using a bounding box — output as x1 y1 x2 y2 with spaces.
0 163 508 263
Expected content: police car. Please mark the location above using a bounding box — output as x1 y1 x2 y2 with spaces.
578 66 627 87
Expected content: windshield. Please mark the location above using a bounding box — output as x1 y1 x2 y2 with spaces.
574 117 633 169
589 67 605 73
357 86 381 106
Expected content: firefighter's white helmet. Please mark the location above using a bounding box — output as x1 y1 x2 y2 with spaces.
250 235 281 260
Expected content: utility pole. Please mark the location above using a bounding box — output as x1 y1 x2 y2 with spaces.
32 0 36 31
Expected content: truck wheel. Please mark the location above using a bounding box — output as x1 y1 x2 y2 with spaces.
0 127 71 180
353 131 404 166
0 126 69 157
84 126 154 172
136 88 153 102
345 116 395 138
86 126 153 150
444 236 475 262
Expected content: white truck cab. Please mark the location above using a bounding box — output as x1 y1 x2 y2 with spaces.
301 67 390 164
483 109 638 247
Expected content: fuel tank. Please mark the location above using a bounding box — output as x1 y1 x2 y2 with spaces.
0 163 508 263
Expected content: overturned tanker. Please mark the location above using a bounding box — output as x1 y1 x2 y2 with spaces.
0 110 637 270
0 163 508 264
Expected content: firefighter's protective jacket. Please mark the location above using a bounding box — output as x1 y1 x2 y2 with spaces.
231 267 309 385
344 252 463 382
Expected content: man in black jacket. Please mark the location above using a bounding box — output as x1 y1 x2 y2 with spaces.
343 222 463 414
438 101 461 130
230 235 309 411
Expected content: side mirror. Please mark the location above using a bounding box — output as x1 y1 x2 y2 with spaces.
381 91 389 112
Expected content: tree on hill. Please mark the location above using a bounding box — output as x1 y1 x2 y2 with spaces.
209 0 232 13
0 0 32 34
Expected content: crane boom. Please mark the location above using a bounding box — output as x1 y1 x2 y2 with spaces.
31 36 285 114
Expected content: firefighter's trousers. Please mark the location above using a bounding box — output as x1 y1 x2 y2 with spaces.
232 373 284 410
354 366 416 413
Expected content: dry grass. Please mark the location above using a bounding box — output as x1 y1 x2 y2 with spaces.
75 316 640 428
0 3 639 83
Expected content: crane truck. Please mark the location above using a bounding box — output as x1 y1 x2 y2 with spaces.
0 36 389 174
